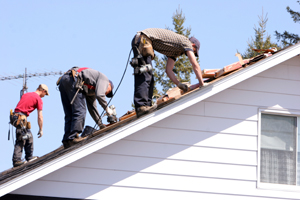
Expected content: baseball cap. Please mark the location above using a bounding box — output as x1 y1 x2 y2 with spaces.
39 84 49 96
189 37 200 57
106 80 114 98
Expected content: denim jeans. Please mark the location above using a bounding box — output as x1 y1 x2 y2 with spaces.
59 74 86 142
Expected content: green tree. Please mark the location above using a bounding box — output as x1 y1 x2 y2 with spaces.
275 1 300 46
153 7 196 99
241 11 281 59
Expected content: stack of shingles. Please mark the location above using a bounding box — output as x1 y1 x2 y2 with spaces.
202 59 250 79
202 51 274 80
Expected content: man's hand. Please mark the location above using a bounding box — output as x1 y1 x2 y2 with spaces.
178 83 189 92
106 107 113 116
38 130 43 138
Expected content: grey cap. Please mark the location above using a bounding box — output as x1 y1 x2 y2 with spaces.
189 37 200 57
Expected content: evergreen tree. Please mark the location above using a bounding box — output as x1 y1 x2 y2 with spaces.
241 11 281 59
153 7 196 98
275 1 300 46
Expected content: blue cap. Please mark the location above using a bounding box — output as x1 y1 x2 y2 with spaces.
106 80 114 98
189 37 200 57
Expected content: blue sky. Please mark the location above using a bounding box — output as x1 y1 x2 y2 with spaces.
0 0 299 172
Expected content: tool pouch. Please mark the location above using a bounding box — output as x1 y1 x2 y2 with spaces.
56 75 62 86
10 113 27 129
138 35 155 60
83 85 88 94
27 121 31 129
75 76 88 94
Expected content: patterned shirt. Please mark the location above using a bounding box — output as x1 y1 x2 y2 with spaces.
140 28 193 60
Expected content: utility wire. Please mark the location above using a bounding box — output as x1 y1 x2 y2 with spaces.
92 49 132 130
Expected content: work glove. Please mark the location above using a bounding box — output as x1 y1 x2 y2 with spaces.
37 130 43 138
106 107 113 116
178 83 189 92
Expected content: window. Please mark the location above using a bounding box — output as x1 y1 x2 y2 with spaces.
260 113 299 186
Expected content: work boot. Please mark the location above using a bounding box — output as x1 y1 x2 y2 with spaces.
69 136 87 147
27 156 38 162
98 122 106 130
136 104 157 118
62 140 71 149
13 160 27 168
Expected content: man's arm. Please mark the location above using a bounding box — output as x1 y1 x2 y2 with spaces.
37 109 43 138
186 50 204 86
165 58 180 86
86 95 102 124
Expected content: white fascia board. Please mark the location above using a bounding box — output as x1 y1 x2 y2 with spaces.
1 43 299 197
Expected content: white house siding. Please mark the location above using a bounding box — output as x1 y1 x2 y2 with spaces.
13 56 300 199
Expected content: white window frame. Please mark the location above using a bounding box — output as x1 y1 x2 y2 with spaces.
258 107 300 192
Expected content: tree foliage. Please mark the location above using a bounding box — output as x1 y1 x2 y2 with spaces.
153 7 196 98
275 1 300 46
241 11 281 59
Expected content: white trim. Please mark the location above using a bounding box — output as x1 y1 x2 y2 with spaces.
1 43 300 197
257 107 300 192
257 109 262 189
258 182 300 193
258 107 300 116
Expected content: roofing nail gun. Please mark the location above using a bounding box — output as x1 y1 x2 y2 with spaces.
106 105 118 124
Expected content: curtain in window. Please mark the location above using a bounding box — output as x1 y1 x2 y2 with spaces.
260 114 296 185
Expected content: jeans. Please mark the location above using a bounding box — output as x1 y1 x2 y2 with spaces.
59 74 86 142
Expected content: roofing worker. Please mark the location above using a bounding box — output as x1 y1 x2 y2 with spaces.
10 84 49 167
58 67 114 149
131 28 204 117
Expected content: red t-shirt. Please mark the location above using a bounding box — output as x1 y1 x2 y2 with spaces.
14 92 43 117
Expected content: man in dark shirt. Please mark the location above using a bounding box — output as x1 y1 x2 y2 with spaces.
131 28 205 117
59 67 114 148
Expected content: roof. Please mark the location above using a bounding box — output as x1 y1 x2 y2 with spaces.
1 43 300 197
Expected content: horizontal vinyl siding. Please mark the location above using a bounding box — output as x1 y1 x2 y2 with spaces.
126 126 257 150
15 169 300 200
257 56 300 81
153 113 258 136
207 88 300 110
68 154 257 180
231 76 300 96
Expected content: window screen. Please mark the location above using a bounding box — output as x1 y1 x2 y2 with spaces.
260 114 297 185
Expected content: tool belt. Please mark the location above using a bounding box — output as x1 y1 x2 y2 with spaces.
137 33 155 60
56 67 80 86
10 111 31 130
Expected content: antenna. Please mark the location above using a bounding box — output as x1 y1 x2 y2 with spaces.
1 68 63 98
20 68 28 99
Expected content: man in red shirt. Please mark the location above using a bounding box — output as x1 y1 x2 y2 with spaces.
11 84 49 167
